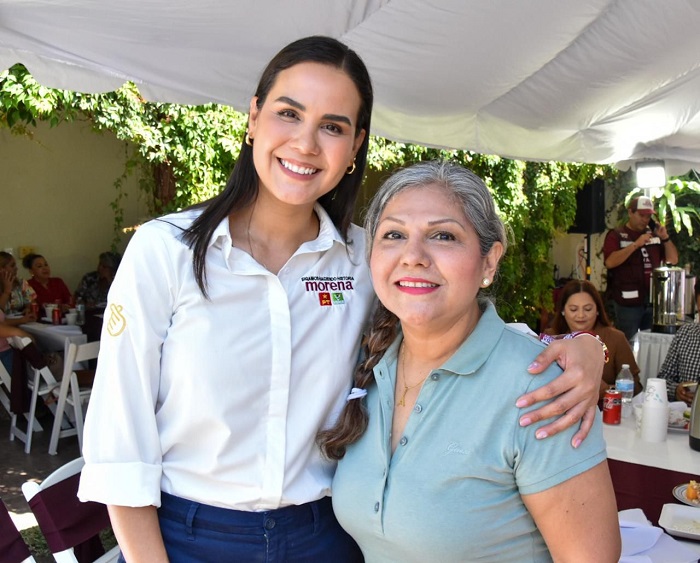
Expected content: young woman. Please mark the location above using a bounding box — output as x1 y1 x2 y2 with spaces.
79 37 606 562
323 161 620 562
546 279 642 401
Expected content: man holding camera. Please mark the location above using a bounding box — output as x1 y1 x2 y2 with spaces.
604 196 678 341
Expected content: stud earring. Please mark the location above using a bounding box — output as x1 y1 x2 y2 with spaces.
346 158 356 175
245 132 253 147
482 278 490 287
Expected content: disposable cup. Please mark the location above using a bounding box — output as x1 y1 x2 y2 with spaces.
633 403 643 433
65 313 78 325
644 378 668 406
640 403 669 442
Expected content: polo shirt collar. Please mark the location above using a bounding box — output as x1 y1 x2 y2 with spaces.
441 301 505 376
378 300 505 379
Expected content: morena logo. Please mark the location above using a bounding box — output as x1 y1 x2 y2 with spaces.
302 276 354 307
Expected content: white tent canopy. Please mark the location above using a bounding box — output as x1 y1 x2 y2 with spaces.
2 0 700 174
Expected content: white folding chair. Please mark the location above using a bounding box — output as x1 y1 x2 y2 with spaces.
48 340 100 456
1 340 44 443
7 336 57 453
21 457 120 563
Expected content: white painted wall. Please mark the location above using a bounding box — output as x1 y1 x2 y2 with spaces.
1 120 147 292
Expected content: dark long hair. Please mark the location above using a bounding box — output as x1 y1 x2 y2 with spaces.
550 279 611 334
182 36 373 295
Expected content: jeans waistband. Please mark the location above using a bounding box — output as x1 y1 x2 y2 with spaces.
159 492 332 530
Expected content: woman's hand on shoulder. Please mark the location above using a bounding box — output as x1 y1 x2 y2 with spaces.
516 335 604 447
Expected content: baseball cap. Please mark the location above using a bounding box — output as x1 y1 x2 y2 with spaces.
629 196 655 215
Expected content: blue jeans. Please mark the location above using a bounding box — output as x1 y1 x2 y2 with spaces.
613 302 653 342
134 493 364 563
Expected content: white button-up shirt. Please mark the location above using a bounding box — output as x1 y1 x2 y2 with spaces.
78 205 375 511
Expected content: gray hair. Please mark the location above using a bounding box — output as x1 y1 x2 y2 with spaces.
364 160 507 260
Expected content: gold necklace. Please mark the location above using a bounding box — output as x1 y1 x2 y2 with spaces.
396 342 429 407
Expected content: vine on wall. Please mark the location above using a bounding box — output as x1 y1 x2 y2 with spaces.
2 63 619 326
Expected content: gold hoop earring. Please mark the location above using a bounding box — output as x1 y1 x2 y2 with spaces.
245 132 253 147
346 159 356 175
482 278 490 287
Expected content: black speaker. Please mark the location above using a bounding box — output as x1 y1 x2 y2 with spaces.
568 178 606 234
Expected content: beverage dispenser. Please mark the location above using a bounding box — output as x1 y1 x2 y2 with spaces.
651 266 685 334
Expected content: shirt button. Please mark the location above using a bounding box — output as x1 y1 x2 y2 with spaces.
413 404 422 413
264 518 276 530
431 373 439 381
374 502 380 512
399 436 408 446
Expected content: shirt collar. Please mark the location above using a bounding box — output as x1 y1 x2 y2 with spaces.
378 301 506 378
208 203 351 271
440 301 505 376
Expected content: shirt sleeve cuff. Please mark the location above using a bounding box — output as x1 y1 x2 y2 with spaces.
78 462 163 507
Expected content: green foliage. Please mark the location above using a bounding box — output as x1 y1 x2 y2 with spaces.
1 63 619 327
624 174 700 274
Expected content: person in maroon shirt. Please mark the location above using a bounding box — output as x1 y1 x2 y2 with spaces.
603 196 678 341
22 253 72 315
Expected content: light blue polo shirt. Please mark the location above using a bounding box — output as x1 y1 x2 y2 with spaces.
332 302 607 563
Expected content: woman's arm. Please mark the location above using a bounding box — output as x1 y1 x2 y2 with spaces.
522 461 621 562
108 505 169 563
0 323 30 339
517 335 604 446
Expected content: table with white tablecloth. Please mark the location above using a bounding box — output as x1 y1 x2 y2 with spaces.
19 322 87 355
634 330 676 388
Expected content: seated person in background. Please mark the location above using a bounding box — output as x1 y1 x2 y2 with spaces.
546 279 642 402
0 251 36 317
0 309 32 374
74 251 122 307
658 281 700 405
23 253 72 314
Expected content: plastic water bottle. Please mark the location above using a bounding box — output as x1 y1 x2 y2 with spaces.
616 364 634 418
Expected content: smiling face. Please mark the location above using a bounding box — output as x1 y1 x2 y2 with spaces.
369 184 502 336
29 256 51 283
247 62 366 212
562 291 598 332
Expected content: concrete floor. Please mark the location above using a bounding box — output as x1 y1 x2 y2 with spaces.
0 405 81 530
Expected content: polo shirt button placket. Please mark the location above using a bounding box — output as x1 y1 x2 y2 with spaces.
413 403 422 413
399 436 408 446
374 502 380 513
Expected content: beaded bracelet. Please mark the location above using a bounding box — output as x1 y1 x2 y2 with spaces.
539 331 610 364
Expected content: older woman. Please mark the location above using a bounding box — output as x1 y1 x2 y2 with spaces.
23 253 72 314
546 279 642 401
321 161 620 562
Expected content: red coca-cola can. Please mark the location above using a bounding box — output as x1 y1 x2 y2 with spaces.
603 389 621 425
30 302 39 318
52 307 61 325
